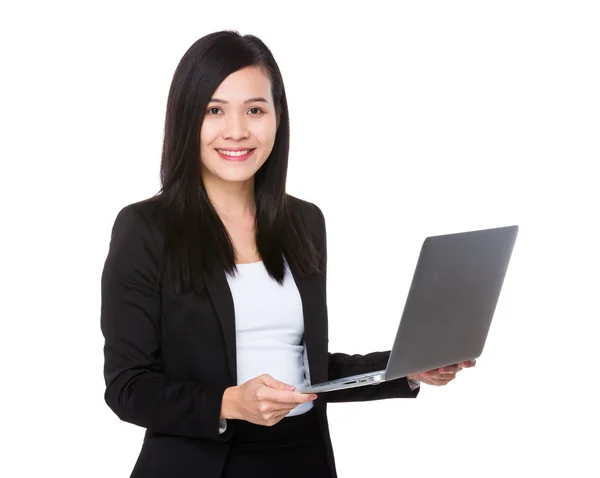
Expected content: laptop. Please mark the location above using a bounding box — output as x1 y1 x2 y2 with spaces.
296 225 519 394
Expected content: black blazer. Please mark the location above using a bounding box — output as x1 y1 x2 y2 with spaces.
101 194 419 478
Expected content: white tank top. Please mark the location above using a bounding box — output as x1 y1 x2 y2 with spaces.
225 259 314 418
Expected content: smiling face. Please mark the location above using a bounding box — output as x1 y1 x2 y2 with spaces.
199 65 278 185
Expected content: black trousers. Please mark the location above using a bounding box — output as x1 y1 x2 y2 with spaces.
222 407 332 477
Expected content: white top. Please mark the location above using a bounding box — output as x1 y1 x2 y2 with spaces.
220 259 313 433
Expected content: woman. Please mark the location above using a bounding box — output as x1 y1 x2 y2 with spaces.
100 30 473 478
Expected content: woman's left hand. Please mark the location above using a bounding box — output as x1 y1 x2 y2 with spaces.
408 360 476 386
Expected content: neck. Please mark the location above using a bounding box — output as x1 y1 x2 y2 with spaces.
202 172 256 220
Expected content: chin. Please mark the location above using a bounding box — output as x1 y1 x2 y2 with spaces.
201 154 267 184
214 168 257 183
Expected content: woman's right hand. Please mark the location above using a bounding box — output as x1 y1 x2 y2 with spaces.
221 374 318 427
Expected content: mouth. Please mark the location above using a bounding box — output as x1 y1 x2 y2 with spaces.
215 148 255 162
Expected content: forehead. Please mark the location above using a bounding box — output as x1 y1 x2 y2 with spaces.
211 65 272 102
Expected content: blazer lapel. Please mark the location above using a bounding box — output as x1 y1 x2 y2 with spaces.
289 265 328 386
203 270 238 385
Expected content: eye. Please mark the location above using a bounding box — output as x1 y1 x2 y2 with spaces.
205 106 264 116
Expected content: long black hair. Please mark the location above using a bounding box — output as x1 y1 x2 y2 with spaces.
148 30 321 295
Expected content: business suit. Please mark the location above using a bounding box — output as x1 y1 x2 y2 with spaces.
101 193 420 478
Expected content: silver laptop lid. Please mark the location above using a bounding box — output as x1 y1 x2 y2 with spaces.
384 225 519 381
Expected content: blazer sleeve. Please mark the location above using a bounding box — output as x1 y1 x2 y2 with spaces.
312 203 420 403
100 206 231 441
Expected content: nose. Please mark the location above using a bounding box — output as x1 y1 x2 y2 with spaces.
221 113 250 141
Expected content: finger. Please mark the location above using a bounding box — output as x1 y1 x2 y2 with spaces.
258 396 302 413
439 365 462 374
426 376 455 386
259 374 296 391
427 373 456 381
266 389 318 404
425 369 458 379
417 373 448 385
417 371 435 380
418 375 445 386
418 376 437 386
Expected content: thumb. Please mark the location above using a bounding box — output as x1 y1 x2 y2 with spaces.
260 374 296 391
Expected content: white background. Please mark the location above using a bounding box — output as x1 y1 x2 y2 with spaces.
2 1 599 477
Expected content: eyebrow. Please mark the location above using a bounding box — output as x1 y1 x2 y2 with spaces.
209 97 269 104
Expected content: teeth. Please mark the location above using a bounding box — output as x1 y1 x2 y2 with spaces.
217 149 252 157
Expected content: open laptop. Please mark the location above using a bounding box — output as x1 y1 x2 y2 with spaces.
297 225 519 394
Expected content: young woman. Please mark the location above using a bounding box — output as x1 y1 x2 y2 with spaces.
100 30 474 478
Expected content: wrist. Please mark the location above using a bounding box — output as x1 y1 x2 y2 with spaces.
220 386 240 420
